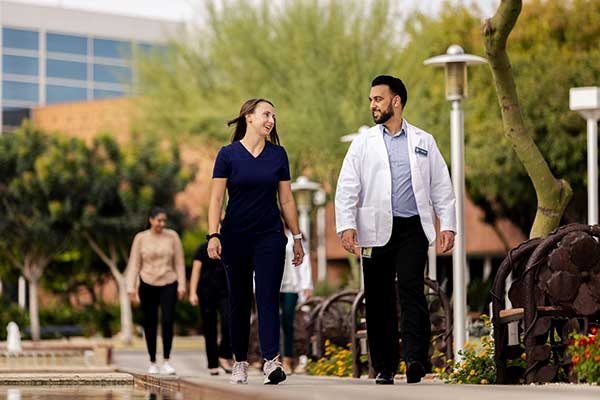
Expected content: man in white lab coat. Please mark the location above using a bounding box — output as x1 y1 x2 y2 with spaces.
335 75 456 384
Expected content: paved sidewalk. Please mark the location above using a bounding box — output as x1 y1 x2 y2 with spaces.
114 348 600 400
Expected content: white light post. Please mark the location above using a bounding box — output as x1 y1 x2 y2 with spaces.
570 87 600 225
292 176 322 279
314 189 327 282
424 44 487 361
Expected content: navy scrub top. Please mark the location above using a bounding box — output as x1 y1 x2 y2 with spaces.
212 140 291 236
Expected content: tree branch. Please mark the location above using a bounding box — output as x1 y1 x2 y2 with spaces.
482 0 572 238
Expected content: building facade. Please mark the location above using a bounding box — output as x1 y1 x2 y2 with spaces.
0 0 181 131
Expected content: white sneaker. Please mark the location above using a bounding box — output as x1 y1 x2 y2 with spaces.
263 355 286 385
230 361 249 384
147 363 159 374
160 361 176 375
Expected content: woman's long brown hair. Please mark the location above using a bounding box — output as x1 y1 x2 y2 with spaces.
227 98 280 145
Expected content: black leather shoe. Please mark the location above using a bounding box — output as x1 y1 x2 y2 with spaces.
375 371 394 385
406 361 425 384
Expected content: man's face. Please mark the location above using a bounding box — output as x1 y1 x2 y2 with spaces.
369 85 399 124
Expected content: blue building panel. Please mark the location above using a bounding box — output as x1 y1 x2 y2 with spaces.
2 28 38 50
2 55 38 76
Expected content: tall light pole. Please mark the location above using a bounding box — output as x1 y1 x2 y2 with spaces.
570 87 600 225
424 44 487 360
291 176 322 279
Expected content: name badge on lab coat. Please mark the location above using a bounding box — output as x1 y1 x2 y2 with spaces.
362 247 373 259
415 146 428 156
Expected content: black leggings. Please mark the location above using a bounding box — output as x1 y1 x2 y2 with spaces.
138 279 177 363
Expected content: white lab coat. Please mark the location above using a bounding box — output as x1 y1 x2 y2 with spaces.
335 121 456 247
281 231 313 298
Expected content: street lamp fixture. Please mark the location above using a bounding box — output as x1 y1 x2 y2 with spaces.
424 44 487 100
292 176 321 211
340 125 370 143
424 45 487 361
292 176 323 280
570 86 600 225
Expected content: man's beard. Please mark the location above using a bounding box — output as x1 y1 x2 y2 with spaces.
372 104 393 124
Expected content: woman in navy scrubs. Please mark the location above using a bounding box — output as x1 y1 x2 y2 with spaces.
207 98 305 385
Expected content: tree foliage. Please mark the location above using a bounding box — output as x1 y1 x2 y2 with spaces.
0 125 93 340
136 0 600 234
0 127 195 341
136 0 402 182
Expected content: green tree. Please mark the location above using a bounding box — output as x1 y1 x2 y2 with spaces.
0 126 92 340
136 0 402 183
136 0 600 237
81 134 195 344
396 0 600 236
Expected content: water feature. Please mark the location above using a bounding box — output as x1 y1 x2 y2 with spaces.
0 385 184 400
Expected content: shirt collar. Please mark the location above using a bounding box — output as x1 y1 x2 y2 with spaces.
380 119 407 138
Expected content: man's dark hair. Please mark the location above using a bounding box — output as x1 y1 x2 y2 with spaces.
371 75 408 107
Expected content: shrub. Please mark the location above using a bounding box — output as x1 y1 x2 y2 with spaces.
439 315 496 384
306 340 360 377
568 325 600 384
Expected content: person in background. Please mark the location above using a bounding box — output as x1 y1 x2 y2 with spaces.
280 229 313 374
189 241 234 375
126 206 186 375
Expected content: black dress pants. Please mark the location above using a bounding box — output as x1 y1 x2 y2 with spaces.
362 216 430 374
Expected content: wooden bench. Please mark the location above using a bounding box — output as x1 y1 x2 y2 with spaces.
491 223 600 384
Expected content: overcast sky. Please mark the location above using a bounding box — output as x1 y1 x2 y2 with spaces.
5 0 500 22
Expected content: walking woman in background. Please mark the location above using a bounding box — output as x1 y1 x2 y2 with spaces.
126 207 186 375
207 98 305 385
280 228 313 374
189 241 233 375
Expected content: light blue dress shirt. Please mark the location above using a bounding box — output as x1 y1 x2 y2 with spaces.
380 121 419 217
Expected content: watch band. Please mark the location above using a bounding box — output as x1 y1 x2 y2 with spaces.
292 233 303 240
206 233 221 241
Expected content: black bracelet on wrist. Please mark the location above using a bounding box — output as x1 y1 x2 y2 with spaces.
206 233 221 241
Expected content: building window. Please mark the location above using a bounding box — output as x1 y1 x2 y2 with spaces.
2 28 39 50
46 59 87 81
2 107 31 127
93 64 131 84
2 55 38 76
2 81 38 102
93 38 130 59
93 89 125 99
47 33 87 55
46 85 87 104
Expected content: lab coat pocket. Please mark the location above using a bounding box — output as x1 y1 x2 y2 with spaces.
357 206 376 244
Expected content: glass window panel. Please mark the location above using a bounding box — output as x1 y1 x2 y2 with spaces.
47 33 87 55
2 81 38 102
93 38 130 59
2 28 38 50
93 89 125 99
2 55 38 76
93 64 131 83
2 107 31 127
46 59 87 80
46 85 87 104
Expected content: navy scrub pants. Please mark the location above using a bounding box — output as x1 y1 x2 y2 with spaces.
222 231 287 361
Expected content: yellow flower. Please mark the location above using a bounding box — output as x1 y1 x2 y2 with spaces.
469 369 476 376
480 379 488 384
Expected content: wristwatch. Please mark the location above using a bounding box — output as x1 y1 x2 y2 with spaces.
292 233 303 240
206 233 221 241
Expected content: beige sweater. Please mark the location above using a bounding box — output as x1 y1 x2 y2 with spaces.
126 228 186 292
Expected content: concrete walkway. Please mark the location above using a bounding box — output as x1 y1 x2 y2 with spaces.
114 348 600 400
